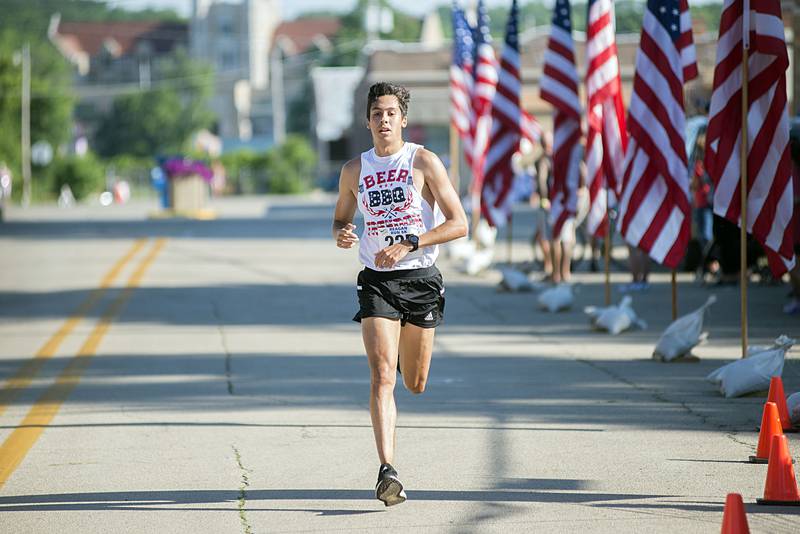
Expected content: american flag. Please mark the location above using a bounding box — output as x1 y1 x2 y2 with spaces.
616 0 698 268
467 0 498 197
584 0 628 238
450 2 474 141
704 0 795 276
541 0 582 238
481 0 542 226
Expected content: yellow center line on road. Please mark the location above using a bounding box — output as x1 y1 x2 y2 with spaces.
0 238 166 488
0 239 147 418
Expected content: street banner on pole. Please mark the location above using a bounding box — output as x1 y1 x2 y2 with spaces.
617 0 698 269
541 0 582 240
481 0 542 228
584 0 628 239
705 0 796 278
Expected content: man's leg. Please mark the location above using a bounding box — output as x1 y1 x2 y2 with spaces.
361 317 401 465
551 238 562 283
398 324 435 394
561 239 574 282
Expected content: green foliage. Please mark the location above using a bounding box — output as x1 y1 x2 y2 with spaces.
326 0 423 66
220 136 317 195
50 153 105 201
0 31 75 199
266 135 318 194
94 50 214 158
438 1 721 38
0 0 182 36
220 149 263 194
691 3 723 34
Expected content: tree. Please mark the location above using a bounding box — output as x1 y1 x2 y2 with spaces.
0 30 74 199
94 50 214 158
326 0 423 66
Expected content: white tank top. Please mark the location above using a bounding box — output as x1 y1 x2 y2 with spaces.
357 142 444 271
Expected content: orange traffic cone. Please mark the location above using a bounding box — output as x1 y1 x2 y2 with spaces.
756 434 800 505
720 493 750 533
749 402 783 463
766 376 797 433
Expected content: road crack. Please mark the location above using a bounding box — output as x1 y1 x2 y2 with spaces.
576 358 754 453
232 445 253 534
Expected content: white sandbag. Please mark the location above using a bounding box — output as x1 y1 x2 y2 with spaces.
537 284 574 312
474 219 497 249
787 391 800 425
461 248 494 276
653 295 717 361
584 304 613 322
447 237 475 262
499 268 534 292
584 296 647 335
706 335 795 398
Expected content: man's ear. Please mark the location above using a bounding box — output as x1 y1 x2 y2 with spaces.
401 116 408 128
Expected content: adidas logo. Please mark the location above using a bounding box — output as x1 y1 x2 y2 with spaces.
424 311 434 321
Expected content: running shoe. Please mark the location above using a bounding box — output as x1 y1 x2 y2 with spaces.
375 463 407 506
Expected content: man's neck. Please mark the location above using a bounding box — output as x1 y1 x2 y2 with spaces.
374 140 404 157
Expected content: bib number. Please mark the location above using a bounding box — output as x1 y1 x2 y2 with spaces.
384 234 414 246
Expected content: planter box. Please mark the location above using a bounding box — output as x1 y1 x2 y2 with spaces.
169 174 208 212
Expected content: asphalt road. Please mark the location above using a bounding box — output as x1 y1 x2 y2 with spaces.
0 195 798 533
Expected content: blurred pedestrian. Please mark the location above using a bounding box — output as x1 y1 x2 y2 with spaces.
332 82 468 506
619 245 651 292
784 124 800 314
691 136 714 251
530 134 554 280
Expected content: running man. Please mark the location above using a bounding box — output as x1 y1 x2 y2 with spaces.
332 82 468 506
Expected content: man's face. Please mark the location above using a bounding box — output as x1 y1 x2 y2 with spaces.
368 95 407 141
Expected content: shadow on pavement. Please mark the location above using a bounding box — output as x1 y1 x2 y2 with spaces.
0 487 670 512
0 351 775 431
0 205 339 241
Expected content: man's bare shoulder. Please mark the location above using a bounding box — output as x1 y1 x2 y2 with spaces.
414 148 441 168
342 156 362 176
414 148 447 179
339 156 361 189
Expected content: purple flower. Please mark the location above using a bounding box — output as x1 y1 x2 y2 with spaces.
162 158 213 182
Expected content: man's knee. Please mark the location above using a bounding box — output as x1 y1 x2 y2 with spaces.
371 363 396 390
404 376 426 395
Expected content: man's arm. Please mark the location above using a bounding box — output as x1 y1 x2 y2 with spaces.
415 149 468 248
332 158 360 249
373 149 467 269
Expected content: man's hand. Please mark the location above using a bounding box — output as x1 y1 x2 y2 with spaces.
374 241 413 269
336 223 359 249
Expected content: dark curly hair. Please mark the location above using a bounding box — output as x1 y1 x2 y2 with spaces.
366 82 411 120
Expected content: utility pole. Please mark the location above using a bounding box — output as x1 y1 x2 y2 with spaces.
270 45 286 145
21 43 31 207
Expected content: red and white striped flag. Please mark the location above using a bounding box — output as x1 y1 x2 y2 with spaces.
450 2 474 142
481 0 542 227
704 0 795 276
541 0 582 239
466 0 498 196
584 0 628 238
617 0 698 268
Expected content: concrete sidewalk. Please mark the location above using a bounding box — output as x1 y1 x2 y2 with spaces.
0 196 798 533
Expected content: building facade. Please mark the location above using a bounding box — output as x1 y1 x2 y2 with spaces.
190 0 281 147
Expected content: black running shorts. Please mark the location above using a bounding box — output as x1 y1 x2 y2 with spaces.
353 266 445 328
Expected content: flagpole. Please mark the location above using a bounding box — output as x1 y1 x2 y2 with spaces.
671 270 677 320
739 6 750 359
449 123 460 193
604 187 611 306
